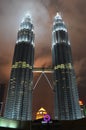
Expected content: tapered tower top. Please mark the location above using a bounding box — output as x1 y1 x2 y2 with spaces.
53 12 67 31
18 13 33 31
52 12 70 45
21 13 32 24
16 13 34 44
54 12 62 20
53 12 63 25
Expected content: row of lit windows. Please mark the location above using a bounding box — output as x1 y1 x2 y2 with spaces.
16 36 33 44
12 61 32 69
54 63 72 70
53 22 66 30
19 21 33 31
16 28 34 44
18 30 33 38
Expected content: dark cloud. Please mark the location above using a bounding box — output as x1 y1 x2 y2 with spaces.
0 0 86 118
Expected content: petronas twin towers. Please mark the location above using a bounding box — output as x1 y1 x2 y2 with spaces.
4 13 82 120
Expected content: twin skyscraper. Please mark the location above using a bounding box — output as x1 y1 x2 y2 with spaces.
4 13 82 120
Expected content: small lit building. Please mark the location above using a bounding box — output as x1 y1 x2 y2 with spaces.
79 100 86 118
36 107 47 120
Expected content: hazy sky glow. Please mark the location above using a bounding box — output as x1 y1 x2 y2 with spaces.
0 0 86 119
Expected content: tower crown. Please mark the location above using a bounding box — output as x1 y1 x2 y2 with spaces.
21 13 32 24
16 13 34 44
52 13 69 46
54 12 62 21
19 13 33 31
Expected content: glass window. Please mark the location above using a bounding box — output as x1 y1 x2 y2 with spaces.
56 31 58 41
59 30 66 41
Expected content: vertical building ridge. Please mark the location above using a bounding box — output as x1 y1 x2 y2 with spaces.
4 13 35 120
52 12 82 120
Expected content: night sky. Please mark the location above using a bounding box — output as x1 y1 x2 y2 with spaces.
0 0 86 119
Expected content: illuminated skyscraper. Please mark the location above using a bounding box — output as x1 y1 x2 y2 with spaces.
4 14 34 120
52 13 82 120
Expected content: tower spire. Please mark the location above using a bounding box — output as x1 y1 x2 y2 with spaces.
55 12 62 20
21 13 32 24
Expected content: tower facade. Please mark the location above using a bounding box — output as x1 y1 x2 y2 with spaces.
4 14 34 120
0 84 6 116
52 13 82 120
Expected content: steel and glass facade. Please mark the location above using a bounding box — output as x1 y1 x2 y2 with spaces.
52 13 82 120
4 14 34 120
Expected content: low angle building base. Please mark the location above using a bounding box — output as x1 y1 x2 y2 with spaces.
0 117 86 130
